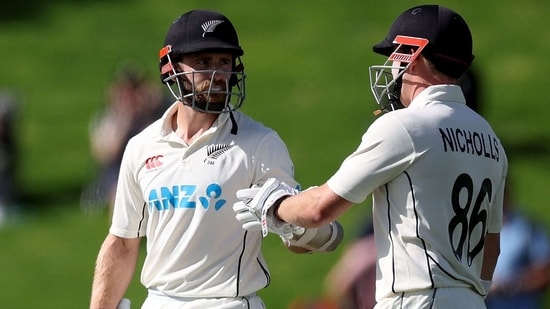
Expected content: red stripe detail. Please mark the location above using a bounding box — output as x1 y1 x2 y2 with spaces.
159 45 172 58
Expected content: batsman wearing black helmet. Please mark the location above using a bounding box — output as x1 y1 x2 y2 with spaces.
234 5 507 309
90 9 343 309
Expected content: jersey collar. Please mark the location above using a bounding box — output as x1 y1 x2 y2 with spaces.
158 101 232 141
409 84 467 108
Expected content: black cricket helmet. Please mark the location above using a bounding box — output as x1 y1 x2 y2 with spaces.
159 9 246 113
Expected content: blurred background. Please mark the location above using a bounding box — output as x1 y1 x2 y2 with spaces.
0 0 549 308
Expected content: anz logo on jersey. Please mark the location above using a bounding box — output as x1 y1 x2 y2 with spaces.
147 183 227 211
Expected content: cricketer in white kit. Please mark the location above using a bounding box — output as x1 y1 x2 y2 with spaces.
327 84 506 305
111 102 298 307
90 9 344 309
233 5 507 309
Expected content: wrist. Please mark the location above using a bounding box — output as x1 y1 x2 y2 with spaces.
269 197 289 224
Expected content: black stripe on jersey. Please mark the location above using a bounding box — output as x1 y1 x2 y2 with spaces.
257 256 271 288
406 171 435 289
236 230 247 297
235 231 271 297
428 256 462 282
386 183 397 294
407 172 463 288
136 201 147 238
430 288 438 309
398 292 405 307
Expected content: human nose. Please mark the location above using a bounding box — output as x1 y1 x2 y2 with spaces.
209 68 230 82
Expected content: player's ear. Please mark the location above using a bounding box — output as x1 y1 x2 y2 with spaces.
409 55 422 72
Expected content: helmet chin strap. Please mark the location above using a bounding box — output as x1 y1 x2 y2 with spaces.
171 71 240 135
384 76 404 112
229 111 238 135
178 92 239 135
374 76 404 116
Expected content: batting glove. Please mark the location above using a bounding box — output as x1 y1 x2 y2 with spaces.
288 221 344 253
233 200 263 231
234 178 298 239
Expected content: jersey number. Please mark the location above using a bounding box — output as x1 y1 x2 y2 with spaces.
448 173 492 266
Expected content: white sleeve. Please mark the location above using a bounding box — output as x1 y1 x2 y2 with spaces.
327 115 415 203
254 130 299 189
110 140 148 238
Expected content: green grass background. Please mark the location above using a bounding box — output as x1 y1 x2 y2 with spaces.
1 0 549 308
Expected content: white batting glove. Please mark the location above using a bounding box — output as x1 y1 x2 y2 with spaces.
233 200 262 231
234 178 298 239
288 221 344 253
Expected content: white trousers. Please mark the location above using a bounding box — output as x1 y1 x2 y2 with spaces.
375 287 486 309
141 291 266 309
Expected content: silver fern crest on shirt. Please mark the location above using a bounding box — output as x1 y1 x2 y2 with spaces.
201 20 224 37
204 143 234 164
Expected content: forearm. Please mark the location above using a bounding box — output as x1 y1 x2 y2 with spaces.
90 234 140 309
276 184 351 228
481 233 500 280
234 180 344 253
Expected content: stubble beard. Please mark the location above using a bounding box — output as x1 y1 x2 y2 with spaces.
183 79 228 107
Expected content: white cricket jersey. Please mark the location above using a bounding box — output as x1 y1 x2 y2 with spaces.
327 85 507 301
109 102 298 298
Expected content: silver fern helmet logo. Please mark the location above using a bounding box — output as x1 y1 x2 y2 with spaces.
201 20 224 37
204 144 234 165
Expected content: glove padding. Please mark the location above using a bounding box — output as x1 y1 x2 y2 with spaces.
233 199 294 240
289 221 344 253
233 200 263 231
234 178 298 238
